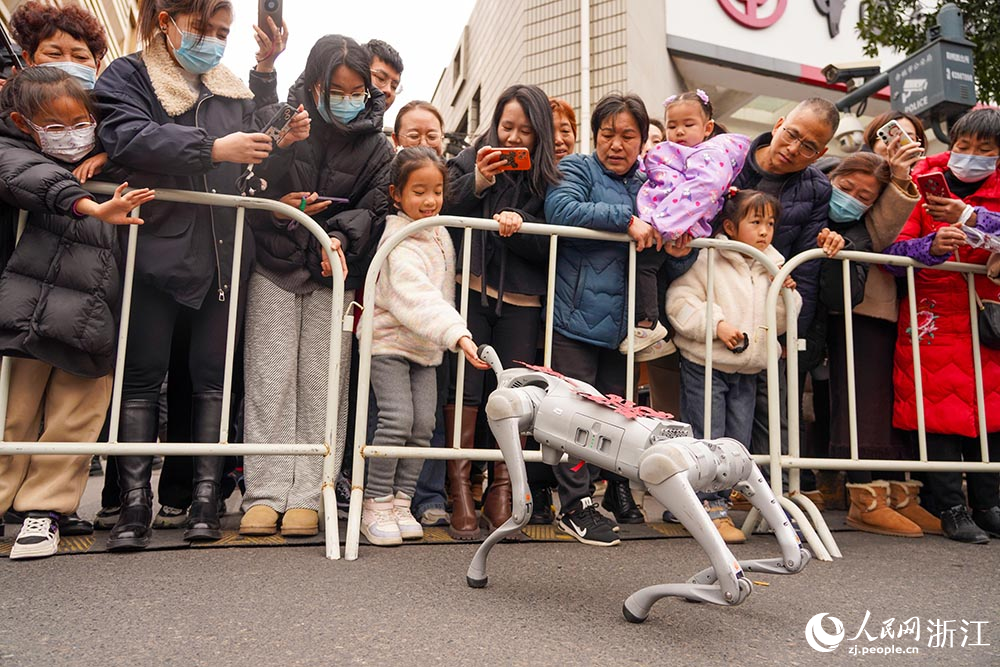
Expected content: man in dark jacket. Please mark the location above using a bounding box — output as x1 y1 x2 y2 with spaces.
732 97 838 475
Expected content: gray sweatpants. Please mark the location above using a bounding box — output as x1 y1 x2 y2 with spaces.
242 273 353 512
364 355 437 500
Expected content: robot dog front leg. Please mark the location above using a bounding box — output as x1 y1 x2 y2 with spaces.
466 386 542 588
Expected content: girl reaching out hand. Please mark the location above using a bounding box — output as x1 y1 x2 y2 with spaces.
360 147 488 547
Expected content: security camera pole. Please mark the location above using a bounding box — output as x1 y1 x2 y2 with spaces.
834 2 977 143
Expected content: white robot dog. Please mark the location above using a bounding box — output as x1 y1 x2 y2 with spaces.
468 346 810 623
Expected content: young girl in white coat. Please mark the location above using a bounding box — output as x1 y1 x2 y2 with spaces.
361 147 488 546
666 189 801 542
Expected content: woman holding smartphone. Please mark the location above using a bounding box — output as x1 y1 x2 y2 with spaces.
238 34 393 537
441 84 560 539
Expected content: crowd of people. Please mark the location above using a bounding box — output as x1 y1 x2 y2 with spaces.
1 0 999 561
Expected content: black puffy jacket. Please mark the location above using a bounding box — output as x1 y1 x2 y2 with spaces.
734 132 833 333
253 78 393 292
93 36 276 308
0 113 122 378
443 143 550 306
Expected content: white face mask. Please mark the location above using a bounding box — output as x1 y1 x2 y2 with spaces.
948 151 999 183
26 118 97 163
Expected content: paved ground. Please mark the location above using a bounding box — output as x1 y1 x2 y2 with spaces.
1 473 998 666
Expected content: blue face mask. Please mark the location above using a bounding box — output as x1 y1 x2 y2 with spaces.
315 95 367 125
37 61 97 90
829 186 870 223
167 16 226 75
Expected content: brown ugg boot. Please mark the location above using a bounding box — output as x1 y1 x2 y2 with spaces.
846 481 922 537
445 406 482 540
888 480 943 535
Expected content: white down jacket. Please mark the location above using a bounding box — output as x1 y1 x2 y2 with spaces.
666 235 802 374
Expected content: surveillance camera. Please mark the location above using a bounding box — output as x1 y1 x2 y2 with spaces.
822 60 882 85
835 114 866 154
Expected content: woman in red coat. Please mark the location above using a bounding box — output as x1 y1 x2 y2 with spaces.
884 108 1000 544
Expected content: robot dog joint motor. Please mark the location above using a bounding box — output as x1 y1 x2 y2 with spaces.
467 345 810 623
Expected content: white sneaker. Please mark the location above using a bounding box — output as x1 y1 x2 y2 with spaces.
634 338 677 362
10 513 60 560
619 322 667 353
393 492 424 540
361 496 402 546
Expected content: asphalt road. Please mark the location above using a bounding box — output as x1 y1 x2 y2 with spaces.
2 528 998 666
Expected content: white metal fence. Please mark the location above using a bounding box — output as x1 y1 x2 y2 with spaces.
0 183 348 559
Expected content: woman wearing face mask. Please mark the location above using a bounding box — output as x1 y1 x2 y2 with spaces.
238 35 393 537
805 152 942 539
91 0 308 551
884 107 1000 544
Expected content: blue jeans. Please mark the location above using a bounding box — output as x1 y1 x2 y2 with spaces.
679 356 757 502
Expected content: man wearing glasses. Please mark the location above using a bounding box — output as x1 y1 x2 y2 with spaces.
366 39 403 110
732 97 840 481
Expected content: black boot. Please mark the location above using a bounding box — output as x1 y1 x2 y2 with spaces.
602 479 645 524
184 392 225 542
940 505 989 544
528 485 555 525
107 400 157 551
972 506 1000 538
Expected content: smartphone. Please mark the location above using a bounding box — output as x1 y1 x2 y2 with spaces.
876 120 918 149
258 0 283 40
493 147 531 171
916 172 953 200
260 103 296 144
315 196 350 204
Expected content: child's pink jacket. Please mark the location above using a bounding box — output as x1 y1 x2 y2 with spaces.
636 133 750 240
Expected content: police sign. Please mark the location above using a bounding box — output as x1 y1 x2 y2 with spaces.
889 40 976 119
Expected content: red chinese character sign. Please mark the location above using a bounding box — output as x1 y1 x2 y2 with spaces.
717 0 787 29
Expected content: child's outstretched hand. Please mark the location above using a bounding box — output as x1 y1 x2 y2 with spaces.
80 182 155 225
277 105 311 149
73 152 108 184
493 210 523 237
716 321 744 350
459 336 490 369
817 228 845 257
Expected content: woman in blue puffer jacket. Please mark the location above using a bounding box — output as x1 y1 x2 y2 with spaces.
543 93 696 546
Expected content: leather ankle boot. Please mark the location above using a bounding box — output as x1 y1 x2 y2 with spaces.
602 478 645 524
846 481 922 538
483 462 513 529
184 392 225 542
888 480 943 535
107 399 157 551
445 405 481 539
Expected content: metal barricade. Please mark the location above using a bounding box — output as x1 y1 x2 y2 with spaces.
344 218 804 561
745 248 1000 562
0 183 348 560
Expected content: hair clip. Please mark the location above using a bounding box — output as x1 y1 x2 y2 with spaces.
696 89 711 105
662 94 678 108
727 186 739 198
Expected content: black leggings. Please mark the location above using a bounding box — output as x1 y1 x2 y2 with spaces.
123 280 232 401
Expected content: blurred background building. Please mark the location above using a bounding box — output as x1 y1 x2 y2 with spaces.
1 0 139 64
431 0 940 156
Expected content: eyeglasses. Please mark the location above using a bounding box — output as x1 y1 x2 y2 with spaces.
402 131 442 143
25 118 96 134
780 126 822 158
328 90 371 104
370 68 402 94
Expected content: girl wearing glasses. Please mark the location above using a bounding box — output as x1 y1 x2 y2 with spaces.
239 34 394 538
0 67 155 559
